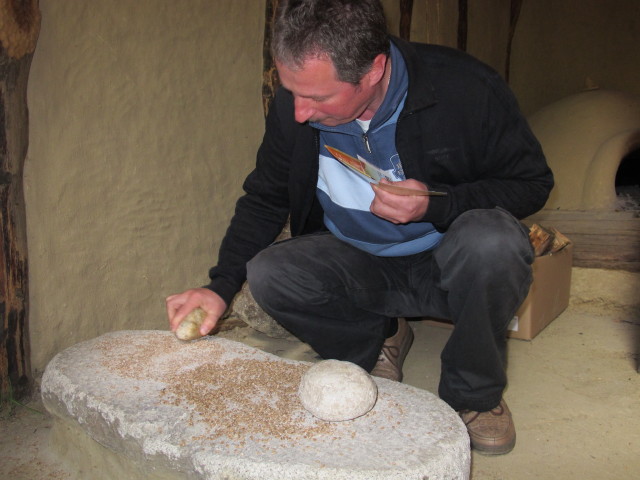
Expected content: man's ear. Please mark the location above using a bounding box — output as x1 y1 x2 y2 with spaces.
365 53 388 87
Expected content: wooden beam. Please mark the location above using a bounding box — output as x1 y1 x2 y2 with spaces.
505 0 524 83
457 0 467 51
262 0 281 119
0 0 40 407
525 210 640 271
399 0 414 41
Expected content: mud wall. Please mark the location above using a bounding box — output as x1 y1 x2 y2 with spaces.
510 0 640 115
25 1 640 374
26 1 264 373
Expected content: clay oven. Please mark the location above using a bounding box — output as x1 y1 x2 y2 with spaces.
528 89 640 212
525 89 640 270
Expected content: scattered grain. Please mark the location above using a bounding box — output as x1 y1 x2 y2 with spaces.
95 334 336 450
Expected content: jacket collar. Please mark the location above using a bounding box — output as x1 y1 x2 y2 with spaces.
390 36 437 114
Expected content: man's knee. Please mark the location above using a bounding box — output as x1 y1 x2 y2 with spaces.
434 208 534 287
448 208 532 261
246 248 276 289
246 241 325 314
246 246 288 308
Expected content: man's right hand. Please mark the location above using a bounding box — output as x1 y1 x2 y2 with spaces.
166 288 227 337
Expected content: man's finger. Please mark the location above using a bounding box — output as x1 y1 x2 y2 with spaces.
199 313 219 336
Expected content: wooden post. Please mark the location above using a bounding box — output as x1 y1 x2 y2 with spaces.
262 0 281 119
457 0 468 51
399 0 414 41
505 0 524 83
0 0 41 407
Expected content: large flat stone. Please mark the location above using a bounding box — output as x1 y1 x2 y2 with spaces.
41 330 470 479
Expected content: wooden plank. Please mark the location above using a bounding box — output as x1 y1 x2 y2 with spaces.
261 0 281 118
1 0 41 406
399 0 414 41
524 210 640 271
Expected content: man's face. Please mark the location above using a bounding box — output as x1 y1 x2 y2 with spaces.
276 56 382 126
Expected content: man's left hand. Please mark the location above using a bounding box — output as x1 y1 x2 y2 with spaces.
370 178 430 224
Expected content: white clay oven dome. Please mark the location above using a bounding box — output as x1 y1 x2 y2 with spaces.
528 89 640 211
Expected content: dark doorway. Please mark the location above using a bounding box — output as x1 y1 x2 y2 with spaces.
615 148 640 211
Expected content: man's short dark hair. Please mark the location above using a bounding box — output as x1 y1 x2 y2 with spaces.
271 0 390 85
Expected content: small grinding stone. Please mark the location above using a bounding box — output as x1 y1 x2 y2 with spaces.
298 359 378 422
175 308 207 341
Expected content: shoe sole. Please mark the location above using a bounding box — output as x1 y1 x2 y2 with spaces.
471 434 516 456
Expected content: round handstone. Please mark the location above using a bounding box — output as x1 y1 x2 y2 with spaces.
298 359 378 422
175 308 207 341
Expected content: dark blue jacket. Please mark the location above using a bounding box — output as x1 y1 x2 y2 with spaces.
208 37 554 305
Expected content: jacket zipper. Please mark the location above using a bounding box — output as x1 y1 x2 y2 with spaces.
362 133 372 153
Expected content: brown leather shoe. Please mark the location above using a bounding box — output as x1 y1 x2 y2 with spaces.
459 399 516 455
370 318 414 382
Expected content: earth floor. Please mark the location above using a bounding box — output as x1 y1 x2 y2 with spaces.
2 268 639 479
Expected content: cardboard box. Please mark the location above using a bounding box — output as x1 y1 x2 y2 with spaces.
425 242 573 341
507 242 573 340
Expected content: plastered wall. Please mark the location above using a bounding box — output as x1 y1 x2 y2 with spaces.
25 1 640 374
26 1 264 373
26 0 511 375
385 0 513 77
511 0 640 115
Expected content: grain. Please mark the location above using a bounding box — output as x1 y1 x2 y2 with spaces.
96 334 335 450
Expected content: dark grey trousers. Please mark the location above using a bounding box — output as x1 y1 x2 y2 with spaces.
247 208 534 411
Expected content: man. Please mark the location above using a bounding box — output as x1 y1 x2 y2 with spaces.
167 0 553 455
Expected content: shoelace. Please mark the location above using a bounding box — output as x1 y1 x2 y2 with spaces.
378 345 400 365
461 403 505 425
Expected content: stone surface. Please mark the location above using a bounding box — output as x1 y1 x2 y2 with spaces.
298 360 378 422
226 221 296 340
228 283 295 339
41 330 470 480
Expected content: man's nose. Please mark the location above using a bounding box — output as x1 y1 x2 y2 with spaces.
294 97 315 123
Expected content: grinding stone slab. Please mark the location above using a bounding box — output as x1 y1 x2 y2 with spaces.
41 330 470 479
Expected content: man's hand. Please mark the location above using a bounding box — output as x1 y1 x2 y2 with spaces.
166 288 227 336
370 178 430 224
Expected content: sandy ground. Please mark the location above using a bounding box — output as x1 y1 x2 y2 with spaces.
1 267 639 480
